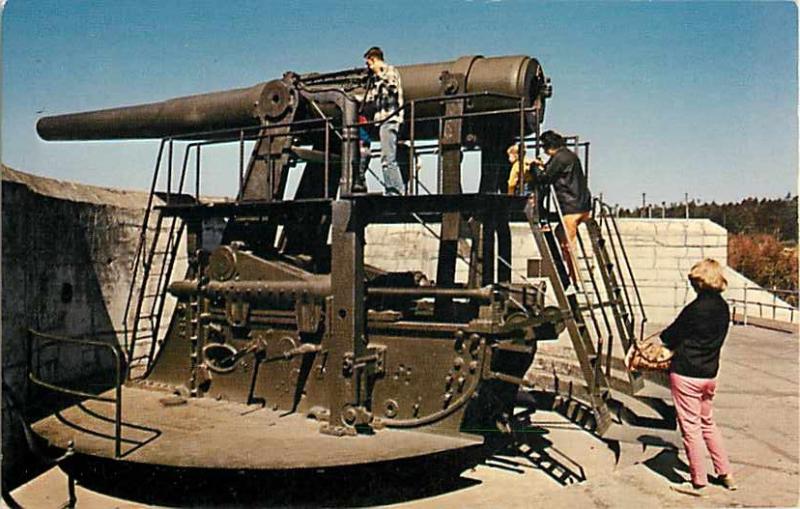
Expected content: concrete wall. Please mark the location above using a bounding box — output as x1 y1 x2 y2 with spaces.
364 218 796 326
1 166 185 489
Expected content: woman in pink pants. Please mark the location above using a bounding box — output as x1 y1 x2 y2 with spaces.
660 259 737 492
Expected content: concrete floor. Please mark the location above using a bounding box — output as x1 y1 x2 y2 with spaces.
11 324 799 508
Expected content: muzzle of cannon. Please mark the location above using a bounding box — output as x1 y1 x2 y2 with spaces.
36 55 550 141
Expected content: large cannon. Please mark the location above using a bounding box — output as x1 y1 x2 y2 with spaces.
25 53 671 506
37 55 549 141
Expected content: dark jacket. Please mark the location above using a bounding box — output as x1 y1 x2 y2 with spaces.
660 291 730 378
538 147 591 215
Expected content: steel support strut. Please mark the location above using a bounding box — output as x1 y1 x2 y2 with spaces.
434 76 466 319
321 199 368 436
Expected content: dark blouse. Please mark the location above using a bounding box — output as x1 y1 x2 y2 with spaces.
660 291 730 379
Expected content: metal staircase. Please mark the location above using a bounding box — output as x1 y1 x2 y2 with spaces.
123 141 191 378
525 189 652 435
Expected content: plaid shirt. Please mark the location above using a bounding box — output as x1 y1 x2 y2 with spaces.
365 64 404 124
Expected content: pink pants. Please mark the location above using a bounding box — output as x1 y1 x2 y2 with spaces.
670 372 731 486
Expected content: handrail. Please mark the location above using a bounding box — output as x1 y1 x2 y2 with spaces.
27 329 124 458
596 200 637 333
166 90 531 145
168 116 329 142
599 200 648 341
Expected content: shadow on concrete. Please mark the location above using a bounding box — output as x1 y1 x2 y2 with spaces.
476 403 589 487
4 371 119 488
52 401 162 458
58 449 483 508
643 449 691 484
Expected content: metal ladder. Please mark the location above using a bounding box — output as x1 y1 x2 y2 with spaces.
525 190 650 434
122 140 190 378
525 193 613 435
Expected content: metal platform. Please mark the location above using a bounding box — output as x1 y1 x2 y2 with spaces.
31 384 483 471
157 192 531 223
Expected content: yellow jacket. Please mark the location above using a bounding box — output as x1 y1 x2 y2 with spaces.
507 160 533 195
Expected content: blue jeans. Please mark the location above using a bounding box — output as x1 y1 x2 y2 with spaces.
358 143 370 183
379 121 404 195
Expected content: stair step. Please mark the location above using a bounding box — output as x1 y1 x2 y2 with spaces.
578 302 609 312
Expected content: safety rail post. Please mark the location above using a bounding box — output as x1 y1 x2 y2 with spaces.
167 138 174 201
773 288 777 320
410 101 416 196
195 145 201 200
743 283 749 326
238 129 245 200
324 120 330 198
584 142 590 184
266 134 273 201
27 330 124 458
437 115 443 194
176 144 191 197
517 98 525 196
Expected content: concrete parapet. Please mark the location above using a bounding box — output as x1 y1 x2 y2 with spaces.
1 166 186 489
365 217 793 328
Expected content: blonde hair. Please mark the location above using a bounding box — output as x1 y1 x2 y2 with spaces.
688 258 727 292
507 144 519 156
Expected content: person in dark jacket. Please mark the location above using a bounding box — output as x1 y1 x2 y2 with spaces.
661 258 737 492
532 130 592 287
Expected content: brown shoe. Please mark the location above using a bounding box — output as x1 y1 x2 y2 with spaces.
719 474 738 491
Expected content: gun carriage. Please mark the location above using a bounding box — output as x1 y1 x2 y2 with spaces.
26 54 675 500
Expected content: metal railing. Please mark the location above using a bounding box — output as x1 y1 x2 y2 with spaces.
155 91 547 203
27 329 125 458
595 200 648 341
609 280 799 328
727 285 798 325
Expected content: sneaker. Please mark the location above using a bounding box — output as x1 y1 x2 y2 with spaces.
718 474 738 491
670 483 707 497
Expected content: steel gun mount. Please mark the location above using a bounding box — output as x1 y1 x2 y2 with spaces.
29 55 663 492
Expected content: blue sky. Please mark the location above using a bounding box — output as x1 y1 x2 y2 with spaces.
2 0 797 207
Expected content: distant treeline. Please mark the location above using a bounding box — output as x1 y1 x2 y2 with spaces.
728 234 797 299
618 195 798 297
617 195 798 242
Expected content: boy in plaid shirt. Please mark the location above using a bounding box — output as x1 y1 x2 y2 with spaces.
363 46 405 195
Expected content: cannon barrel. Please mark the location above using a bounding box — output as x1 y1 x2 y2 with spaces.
37 55 548 141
